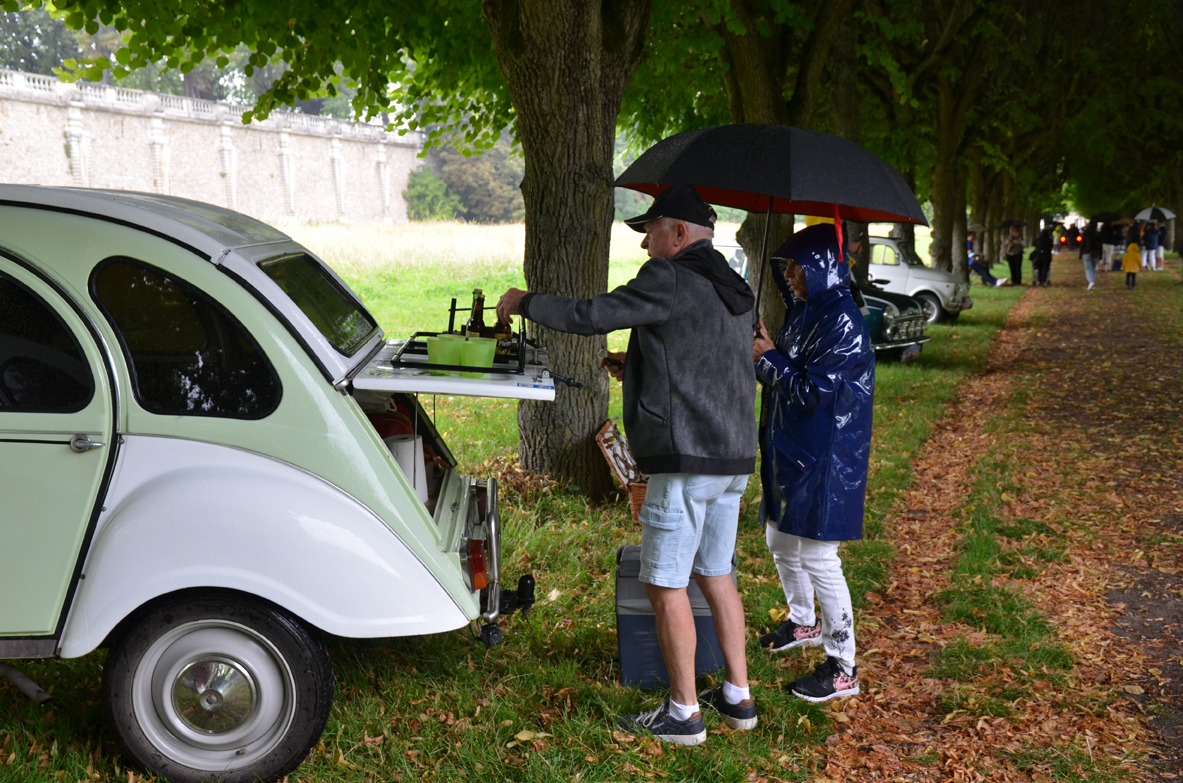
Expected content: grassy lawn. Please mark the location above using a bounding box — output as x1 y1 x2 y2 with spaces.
0 223 1021 783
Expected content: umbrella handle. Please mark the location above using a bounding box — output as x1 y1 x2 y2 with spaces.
752 196 774 330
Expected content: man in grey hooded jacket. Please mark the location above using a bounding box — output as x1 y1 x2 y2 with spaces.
496 185 758 745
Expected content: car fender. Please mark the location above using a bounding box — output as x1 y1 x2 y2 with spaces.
907 285 944 301
58 435 468 657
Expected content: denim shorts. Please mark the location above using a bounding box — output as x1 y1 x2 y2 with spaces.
638 473 749 588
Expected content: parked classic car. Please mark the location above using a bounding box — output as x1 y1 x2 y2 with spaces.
860 286 930 362
867 235 972 323
713 236 928 362
713 236 748 278
0 186 548 783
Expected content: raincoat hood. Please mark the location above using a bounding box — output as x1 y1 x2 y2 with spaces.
770 223 849 302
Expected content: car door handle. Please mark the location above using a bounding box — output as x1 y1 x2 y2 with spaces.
69 434 105 453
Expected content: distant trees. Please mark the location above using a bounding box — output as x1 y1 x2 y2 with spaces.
401 138 526 224
438 139 525 223
0 7 79 74
403 167 463 221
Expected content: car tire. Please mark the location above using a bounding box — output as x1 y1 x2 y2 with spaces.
103 592 334 783
916 292 947 324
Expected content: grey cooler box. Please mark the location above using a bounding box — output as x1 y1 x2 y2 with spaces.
615 544 736 689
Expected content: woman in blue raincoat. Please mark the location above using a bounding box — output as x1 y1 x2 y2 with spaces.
752 223 875 703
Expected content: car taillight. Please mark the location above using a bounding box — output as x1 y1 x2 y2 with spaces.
468 539 488 590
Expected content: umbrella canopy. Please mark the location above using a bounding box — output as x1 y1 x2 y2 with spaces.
995 220 1026 229
1113 217 1135 226
968 222 987 233
1090 211 1121 223
615 124 928 225
1135 206 1177 221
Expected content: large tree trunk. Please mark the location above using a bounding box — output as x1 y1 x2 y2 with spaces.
716 0 854 332
952 162 969 281
927 36 984 278
890 161 919 255
482 0 650 498
830 9 868 288
929 76 960 274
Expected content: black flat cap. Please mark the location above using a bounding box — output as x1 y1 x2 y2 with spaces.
624 185 717 232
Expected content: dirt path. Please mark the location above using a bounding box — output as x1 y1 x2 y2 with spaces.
814 254 1183 782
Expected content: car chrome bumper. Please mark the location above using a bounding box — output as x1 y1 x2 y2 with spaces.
475 478 535 647
480 478 502 625
873 337 931 351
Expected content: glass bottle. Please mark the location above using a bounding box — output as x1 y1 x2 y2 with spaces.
465 289 486 338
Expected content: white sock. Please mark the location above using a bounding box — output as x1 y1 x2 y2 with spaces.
722 680 750 704
667 698 698 721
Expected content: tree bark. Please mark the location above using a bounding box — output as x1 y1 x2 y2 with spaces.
927 39 983 278
952 162 969 280
482 0 650 498
830 9 869 287
716 0 855 331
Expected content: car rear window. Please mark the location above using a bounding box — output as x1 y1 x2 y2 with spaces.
258 253 377 356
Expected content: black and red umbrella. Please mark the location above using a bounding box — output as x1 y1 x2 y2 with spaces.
615 124 927 316
616 124 927 224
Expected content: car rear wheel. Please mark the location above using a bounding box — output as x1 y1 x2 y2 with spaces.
103 593 334 783
916 292 947 324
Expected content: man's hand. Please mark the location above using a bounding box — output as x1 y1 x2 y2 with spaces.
753 317 775 364
496 288 528 323
599 350 626 382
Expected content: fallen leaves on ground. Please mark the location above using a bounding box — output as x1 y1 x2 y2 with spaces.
808 255 1182 781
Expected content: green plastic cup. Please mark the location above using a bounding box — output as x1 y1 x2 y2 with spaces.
425 336 460 374
460 337 497 378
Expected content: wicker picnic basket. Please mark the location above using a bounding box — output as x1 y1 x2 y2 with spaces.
595 419 648 524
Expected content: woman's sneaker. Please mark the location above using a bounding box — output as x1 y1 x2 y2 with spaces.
698 684 758 730
616 700 706 745
790 656 860 703
759 619 822 652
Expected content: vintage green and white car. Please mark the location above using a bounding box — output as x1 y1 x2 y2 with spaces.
0 185 551 783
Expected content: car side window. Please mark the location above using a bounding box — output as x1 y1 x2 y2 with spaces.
0 272 95 412
872 245 898 266
91 257 281 419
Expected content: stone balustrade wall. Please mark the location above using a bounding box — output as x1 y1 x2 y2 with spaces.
0 68 424 224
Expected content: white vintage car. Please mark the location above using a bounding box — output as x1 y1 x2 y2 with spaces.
0 185 550 783
867 235 973 323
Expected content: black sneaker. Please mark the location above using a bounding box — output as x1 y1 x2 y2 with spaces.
616 700 706 745
698 684 758 730
759 619 822 652
790 656 860 703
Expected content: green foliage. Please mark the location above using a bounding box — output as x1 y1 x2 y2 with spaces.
403 166 463 222
4 0 509 151
617 0 731 149
437 138 525 223
0 7 80 74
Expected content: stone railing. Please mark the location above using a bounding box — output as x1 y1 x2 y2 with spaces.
0 66 423 146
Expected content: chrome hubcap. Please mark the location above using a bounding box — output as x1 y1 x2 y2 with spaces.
172 659 257 734
131 620 295 771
